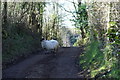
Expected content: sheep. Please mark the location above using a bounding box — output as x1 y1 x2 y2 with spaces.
49 39 59 52
41 39 59 54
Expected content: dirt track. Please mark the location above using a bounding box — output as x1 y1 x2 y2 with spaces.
3 47 83 78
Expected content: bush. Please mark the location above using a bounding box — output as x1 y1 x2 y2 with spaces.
79 38 118 78
2 22 41 68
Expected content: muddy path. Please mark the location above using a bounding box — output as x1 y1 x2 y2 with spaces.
3 47 84 78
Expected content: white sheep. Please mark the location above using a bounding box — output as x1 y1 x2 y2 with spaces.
41 39 59 54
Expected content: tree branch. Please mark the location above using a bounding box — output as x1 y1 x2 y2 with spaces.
56 3 77 20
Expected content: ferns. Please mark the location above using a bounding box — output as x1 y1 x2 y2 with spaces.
79 38 118 78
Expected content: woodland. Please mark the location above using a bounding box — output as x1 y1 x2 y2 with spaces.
1 0 120 78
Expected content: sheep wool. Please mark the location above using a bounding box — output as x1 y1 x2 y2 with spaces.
41 39 59 52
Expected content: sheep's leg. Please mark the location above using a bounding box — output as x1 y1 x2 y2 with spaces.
54 48 57 55
44 48 50 54
56 46 58 52
49 49 53 54
55 46 58 53
50 50 53 54
43 48 47 54
46 50 50 54
44 50 48 54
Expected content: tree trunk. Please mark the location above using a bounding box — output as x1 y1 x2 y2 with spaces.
86 2 110 46
2 2 7 28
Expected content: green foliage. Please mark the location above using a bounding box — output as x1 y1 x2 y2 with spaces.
108 21 120 43
76 2 120 79
2 22 41 65
71 3 88 39
79 38 118 78
76 4 88 28
81 31 118 78
73 39 82 46
2 29 8 39
80 39 102 67
106 21 120 78
109 21 117 27
69 35 77 45
73 37 89 46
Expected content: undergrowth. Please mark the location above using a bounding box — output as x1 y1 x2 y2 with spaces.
2 22 41 68
79 39 119 79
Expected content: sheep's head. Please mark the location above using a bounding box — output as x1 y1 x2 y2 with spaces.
52 38 57 40
40 38 45 42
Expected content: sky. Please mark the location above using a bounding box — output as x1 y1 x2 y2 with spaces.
59 0 77 28
44 0 78 28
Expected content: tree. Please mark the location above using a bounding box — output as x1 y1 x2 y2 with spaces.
2 2 7 28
